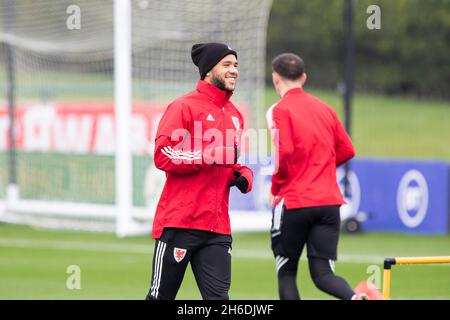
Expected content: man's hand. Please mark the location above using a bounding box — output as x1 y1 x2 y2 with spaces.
229 171 249 193
268 192 281 208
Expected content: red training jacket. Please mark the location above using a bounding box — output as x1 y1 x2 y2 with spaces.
268 88 355 209
152 80 253 239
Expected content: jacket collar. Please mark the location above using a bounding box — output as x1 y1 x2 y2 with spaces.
196 80 233 108
284 87 304 97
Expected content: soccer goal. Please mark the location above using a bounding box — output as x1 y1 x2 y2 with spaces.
0 0 272 236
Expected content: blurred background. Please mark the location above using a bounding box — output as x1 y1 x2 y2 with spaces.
0 0 449 299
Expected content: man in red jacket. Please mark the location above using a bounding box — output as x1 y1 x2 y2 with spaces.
146 43 253 300
267 53 358 300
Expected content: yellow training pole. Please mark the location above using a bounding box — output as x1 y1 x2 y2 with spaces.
395 256 450 265
382 268 391 300
382 258 395 300
382 256 450 300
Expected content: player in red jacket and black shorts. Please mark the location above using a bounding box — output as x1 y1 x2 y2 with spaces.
146 43 253 300
267 53 358 300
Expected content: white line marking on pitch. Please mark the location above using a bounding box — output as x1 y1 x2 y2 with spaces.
0 238 384 264
0 237 448 266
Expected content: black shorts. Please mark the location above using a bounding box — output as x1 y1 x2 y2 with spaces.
270 203 341 261
148 227 232 300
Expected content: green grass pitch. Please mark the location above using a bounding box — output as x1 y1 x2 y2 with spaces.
0 75 449 300
0 224 449 300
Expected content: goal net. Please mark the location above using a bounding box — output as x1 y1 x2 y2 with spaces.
0 0 272 236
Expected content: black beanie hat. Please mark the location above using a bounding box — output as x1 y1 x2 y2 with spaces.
191 43 237 79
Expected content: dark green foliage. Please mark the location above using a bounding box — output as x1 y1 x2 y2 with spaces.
267 0 450 99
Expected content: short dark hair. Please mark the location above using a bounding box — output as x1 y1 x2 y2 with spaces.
271 53 305 81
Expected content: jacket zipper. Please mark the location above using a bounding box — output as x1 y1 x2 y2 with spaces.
212 106 226 232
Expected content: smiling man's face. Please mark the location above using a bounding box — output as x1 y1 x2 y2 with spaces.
207 54 238 92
